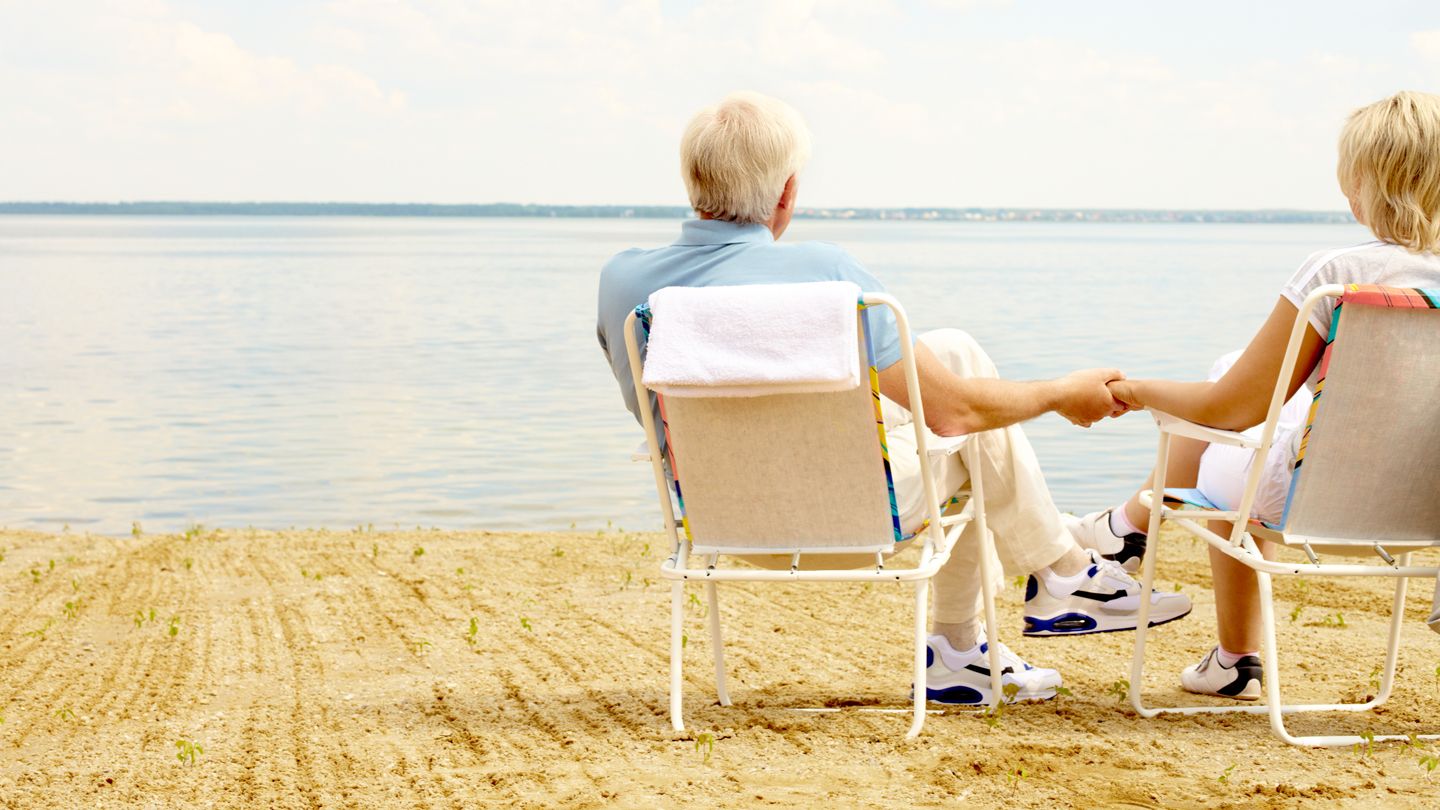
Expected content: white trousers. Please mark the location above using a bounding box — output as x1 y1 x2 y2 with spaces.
882 329 1072 624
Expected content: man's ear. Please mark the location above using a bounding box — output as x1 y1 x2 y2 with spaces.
778 174 798 209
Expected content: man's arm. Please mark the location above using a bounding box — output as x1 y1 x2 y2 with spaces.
877 341 1126 436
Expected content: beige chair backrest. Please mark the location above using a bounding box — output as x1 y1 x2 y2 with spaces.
658 316 899 556
1283 303 1440 546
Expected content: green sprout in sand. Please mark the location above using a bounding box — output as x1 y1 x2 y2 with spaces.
1108 679 1130 702
1354 729 1376 759
981 684 1023 729
694 731 715 764
24 620 53 641
176 739 203 766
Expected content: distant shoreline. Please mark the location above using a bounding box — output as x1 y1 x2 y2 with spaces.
0 201 1356 224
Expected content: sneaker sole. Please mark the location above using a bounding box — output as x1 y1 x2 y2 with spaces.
920 684 1058 705
1021 605 1192 637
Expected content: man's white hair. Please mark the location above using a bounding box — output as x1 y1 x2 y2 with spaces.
680 91 812 224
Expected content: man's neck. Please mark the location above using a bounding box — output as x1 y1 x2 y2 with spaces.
695 211 784 240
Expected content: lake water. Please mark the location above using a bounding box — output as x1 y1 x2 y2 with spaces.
0 216 1371 535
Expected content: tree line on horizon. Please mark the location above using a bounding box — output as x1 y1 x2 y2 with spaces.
0 201 1355 224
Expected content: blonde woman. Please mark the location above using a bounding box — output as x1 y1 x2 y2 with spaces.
1067 91 1440 699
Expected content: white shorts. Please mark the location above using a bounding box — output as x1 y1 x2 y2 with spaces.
1194 350 1311 525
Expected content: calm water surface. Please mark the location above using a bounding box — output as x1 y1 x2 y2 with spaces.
0 216 1370 534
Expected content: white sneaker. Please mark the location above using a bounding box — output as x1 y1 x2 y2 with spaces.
1180 646 1263 700
1023 550 1192 636
921 635 1062 704
1062 510 1147 572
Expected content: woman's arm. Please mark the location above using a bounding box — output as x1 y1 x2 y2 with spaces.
1107 297 1327 431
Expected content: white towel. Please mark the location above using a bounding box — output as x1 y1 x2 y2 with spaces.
642 281 863 397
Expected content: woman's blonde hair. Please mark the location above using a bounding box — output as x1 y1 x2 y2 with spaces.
1338 91 1440 252
680 91 812 224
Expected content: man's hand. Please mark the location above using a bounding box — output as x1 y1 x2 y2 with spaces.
1054 368 1128 428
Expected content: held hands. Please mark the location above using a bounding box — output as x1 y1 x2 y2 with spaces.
1055 368 1131 428
1106 379 1140 411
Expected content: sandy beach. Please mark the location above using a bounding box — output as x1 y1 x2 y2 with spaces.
0 524 1435 809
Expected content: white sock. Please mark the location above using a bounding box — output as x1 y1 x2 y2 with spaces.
1215 646 1256 667
1039 563 1091 597
932 634 981 657
1109 506 1144 538
932 619 984 653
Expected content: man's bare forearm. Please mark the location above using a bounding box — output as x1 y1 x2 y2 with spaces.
877 340 1123 435
924 376 1062 435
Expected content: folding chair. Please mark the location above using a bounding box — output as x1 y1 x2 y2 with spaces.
623 289 1000 740
1128 283 1440 747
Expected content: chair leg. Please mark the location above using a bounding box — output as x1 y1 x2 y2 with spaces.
906 579 928 740
1128 512 1162 715
1256 568 1296 743
1129 435 1170 716
706 581 730 707
670 581 685 732
1254 568 1437 746
1376 556 1410 706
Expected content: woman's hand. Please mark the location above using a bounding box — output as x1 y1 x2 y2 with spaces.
1054 368 1128 427
1107 379 1140 411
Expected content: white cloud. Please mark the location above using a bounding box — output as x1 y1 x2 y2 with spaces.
1412 29 1440 61
0 0 1424 208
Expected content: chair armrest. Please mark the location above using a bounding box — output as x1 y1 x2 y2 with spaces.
1150 410 1259 449
631 440 652 462
925 434 970 458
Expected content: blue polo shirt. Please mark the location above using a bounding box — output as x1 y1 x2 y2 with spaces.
596 218 903 433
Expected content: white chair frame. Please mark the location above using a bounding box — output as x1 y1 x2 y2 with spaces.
1128 284 1440 747
624 292 1001 740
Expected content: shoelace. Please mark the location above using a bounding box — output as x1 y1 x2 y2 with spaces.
1092 556 1141 592
990 641 1034 672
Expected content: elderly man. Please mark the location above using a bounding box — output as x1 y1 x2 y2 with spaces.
596 91 1190 704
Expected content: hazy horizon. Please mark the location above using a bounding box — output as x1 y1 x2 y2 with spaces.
0 200 1354 215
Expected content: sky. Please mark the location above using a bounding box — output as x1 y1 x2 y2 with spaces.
3 0 1440 209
